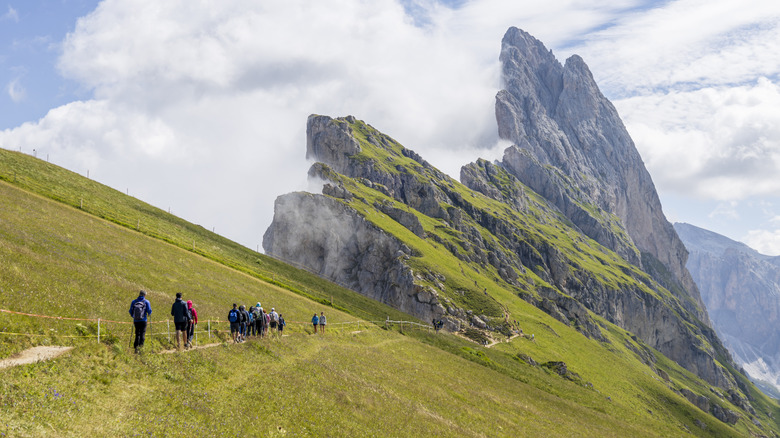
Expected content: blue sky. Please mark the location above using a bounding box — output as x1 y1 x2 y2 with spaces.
0 1 98 128
2 0 780 255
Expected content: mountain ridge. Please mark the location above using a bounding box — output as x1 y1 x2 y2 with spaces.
676 222 780 398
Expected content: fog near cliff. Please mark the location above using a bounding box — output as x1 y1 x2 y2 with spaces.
1 0 779 253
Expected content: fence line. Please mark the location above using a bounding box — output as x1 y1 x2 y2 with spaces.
0 307 434 344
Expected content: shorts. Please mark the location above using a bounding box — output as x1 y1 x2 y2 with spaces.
270 322 277 329
230 322 239 333
175 321 188 331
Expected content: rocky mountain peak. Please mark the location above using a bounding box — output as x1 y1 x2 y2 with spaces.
306 114 361 173
490 27 707 322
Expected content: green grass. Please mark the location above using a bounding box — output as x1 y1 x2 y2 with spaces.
0 148 412 325
2 148 780 436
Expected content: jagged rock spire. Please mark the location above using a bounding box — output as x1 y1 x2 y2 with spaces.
493 27 707 322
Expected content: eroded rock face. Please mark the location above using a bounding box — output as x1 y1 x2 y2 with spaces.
263 192 447 323
262 29 743 394
493 27 706 322
676 222 780 395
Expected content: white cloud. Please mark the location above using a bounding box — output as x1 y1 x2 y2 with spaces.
616 78 780 201
2 5 19 22
571 0 780 97
1 0 779 251
743 228 780 256
3 0 644 248
6 78 25 102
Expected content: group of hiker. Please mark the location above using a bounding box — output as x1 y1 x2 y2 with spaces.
227 302 286 343
129 289 327 352
129 290 199 352
311 312 327 333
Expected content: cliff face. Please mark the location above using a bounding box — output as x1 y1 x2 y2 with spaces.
261 28 756 397
676 222 780 395
493 27 705 321
263 191 448 324
264 114 737 390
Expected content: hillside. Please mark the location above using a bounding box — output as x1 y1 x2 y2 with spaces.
676 222 780 398
2 149 780 436
262 27 780 436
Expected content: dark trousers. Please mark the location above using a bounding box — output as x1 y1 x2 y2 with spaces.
134 321 147 349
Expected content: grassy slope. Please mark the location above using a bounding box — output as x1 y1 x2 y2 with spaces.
0 149 778 436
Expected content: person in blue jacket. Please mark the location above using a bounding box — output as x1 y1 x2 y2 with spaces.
129 290 152 353
312 313 319 334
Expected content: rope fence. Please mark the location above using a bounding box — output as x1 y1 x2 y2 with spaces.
0 308 435 346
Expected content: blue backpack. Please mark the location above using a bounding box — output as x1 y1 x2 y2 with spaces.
228 309 238 323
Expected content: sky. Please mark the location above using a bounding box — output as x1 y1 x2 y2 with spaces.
1 0 780 255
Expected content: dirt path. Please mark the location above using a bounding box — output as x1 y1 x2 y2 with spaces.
0 346 73 370
485 334 521 347
159 342 222 354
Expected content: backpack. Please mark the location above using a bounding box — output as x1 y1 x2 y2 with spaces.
228 309 238 323
132 300 146 320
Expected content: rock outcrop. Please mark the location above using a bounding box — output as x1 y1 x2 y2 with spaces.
263 191 447 324
491 27 706 322
263 28 748 398
267 113 734 389
676 222 780 395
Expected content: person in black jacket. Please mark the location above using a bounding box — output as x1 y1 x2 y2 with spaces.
238 305 248 342
170 292 190 350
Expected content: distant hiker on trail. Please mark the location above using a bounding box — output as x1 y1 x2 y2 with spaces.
278 314 286 334
129 290 152 353
269 308 279 331
187 300 198 347
255 303 264 337
249 305 258 337
228 303 240 343
239 305 249 342
264 310 270 337
170 292 190 350
311 313 319 334
246 307 255 337
319 312 327 333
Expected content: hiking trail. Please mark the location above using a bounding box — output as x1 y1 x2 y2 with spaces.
0 346 73 370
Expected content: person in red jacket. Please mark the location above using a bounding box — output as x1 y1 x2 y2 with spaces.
187 300 198 347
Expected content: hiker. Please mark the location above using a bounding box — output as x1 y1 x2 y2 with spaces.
247 307 255 337
170 292 190 350
255 303 263 337
264 310 271 337
319 312 327 333
311 313 319 334
278 314 286 334
238 305 249 342
187 300 198 347
269 307 279 331
249 305 258 337
129 290 152 353
228 303 240 343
